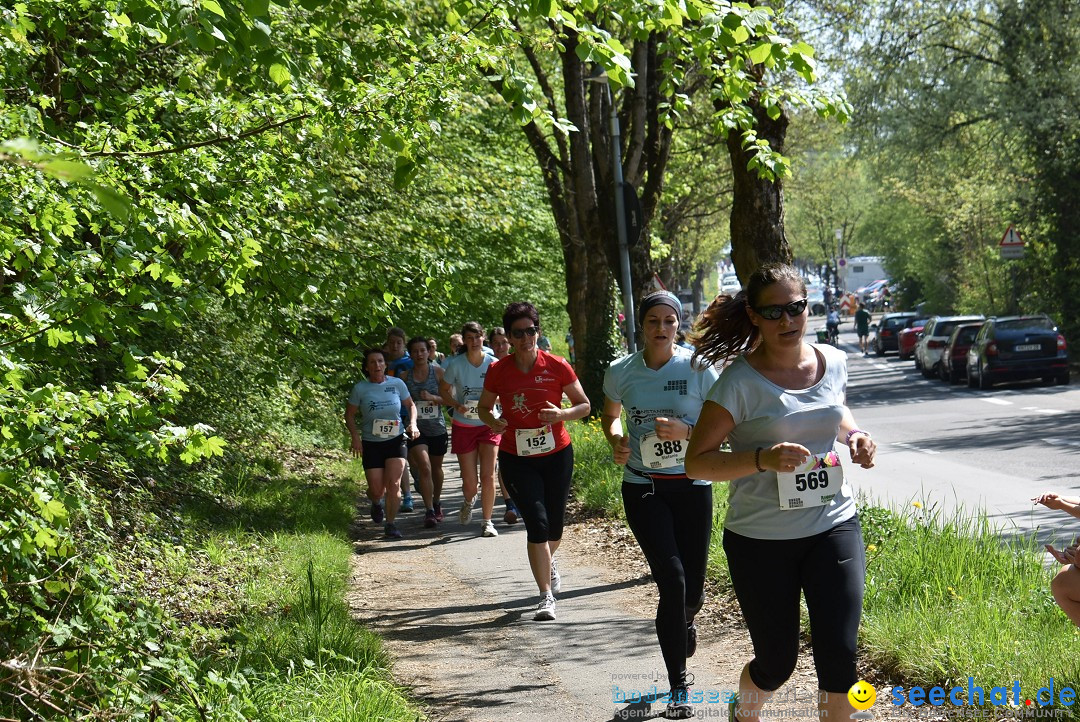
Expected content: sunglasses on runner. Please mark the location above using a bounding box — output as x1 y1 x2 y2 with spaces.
754 299 808 320
511 326 539 339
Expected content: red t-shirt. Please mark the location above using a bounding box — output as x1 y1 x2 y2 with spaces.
483 350 577 456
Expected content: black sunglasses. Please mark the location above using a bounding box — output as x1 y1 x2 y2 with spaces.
511 326 539 339
754 299 808 320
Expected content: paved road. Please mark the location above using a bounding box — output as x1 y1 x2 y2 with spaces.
823 324 1080 546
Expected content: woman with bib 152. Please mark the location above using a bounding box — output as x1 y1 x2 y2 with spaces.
478 302 590 622
684 263 876 721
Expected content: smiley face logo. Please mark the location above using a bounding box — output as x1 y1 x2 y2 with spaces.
848 680 876 711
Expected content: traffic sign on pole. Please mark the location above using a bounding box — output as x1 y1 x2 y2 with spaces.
999 224 1025 260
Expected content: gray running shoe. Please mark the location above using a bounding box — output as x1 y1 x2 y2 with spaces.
533 594 556 621
458 495 475 525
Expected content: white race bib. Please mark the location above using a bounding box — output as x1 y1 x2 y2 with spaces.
639 431 685 470
417 403 439 420
372 418 401 439
516 425 555 457
462 400 480 421
776 451 844 510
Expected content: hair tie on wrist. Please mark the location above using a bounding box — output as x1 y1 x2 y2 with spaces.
846 429 869 443
754 447 765 473
686 423 694 441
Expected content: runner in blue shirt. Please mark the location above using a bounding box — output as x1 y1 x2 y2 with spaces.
601 291 718 719
345 348 419 539
439 322 501 537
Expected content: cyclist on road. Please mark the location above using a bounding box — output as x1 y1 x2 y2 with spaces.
826 307 841 345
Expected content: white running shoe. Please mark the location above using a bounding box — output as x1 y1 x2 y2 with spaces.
550 557 561 593
458 496 475 525
534 593 556 621
481 520 498 537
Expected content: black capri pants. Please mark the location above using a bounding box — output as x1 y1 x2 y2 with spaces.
623 479 713 688
498 445 574 544
722 515 865 694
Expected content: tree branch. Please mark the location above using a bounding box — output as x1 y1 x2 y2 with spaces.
82 112 314 158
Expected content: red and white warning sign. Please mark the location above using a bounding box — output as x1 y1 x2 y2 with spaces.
999 224 1025 259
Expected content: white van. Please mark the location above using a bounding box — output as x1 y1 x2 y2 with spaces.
841 257 887 294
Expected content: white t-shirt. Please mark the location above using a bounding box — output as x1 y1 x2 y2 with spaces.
705 343 856 540
441 352 496 427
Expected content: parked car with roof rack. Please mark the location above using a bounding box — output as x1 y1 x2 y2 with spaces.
915 315 985 378
966 315 1070 389
939 322 984 384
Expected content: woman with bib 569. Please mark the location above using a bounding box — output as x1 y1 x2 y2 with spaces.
685 264 876 721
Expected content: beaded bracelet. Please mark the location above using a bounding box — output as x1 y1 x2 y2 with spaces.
754 447 765 473
846 429 870 443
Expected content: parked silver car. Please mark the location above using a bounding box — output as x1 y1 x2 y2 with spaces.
914 315 985 378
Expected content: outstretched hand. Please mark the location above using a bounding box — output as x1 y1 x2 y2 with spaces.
848 434 876 469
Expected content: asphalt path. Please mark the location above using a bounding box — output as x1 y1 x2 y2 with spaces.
821 320 1080 547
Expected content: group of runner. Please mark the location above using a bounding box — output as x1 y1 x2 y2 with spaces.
346 264 880 720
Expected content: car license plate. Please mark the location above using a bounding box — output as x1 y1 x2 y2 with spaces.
1015 343 1041 352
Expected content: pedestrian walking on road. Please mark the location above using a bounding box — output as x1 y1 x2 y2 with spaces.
345 348 420 539
684 263 877 721
1032 493 1080 626
854 302 872 356
478 302 590 621
601 290 718 720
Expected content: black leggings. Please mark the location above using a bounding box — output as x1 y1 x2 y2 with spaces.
723 516 865 693
622 480 713 689
498 445 574 544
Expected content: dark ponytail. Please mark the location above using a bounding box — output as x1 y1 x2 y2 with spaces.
691 290 758 367
691 263 805 367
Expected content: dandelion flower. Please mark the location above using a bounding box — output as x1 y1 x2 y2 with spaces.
912 501 924 509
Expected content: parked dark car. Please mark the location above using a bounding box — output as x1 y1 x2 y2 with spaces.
966 315 1070 389
915 315 985 377
898 318 930 361
939 322 984 384
873 312 918 355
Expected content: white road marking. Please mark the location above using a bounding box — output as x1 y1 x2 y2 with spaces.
979 398 1012 406
1043 438 1080 448
891 441 941 455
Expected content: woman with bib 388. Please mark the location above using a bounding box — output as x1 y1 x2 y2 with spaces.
601 291 718 720
478 302 590 621
684 264 876 721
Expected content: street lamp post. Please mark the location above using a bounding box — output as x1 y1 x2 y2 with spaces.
589 67 637 353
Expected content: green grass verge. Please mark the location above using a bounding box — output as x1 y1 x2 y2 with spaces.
161 452 422 721
568 421 1079 718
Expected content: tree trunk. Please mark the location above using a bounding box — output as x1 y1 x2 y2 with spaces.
511 29 676 409
726 102 793 282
